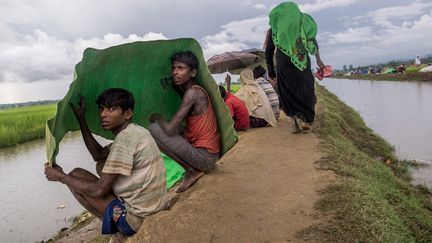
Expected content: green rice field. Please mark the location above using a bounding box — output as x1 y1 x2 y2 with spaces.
0 85 239 149
0 104 56 148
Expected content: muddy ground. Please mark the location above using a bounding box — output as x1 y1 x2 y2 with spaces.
54 113 336 243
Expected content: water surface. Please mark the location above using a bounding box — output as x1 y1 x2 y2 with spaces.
0 132 110 242
321 78 432 187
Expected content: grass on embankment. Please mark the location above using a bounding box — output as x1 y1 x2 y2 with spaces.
0 104 56 148
46 211 110 243
309 84 432 242
333 72 432 82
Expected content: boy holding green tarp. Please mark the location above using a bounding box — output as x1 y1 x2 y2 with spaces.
149 51 221 193
44 88 167 239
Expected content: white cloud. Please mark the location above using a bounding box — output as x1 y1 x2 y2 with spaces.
0 29 72 83
201 16 268 59
253 4 267 10
241 0 359 13
0 27 167 83
199 0 361 61
0 0 281 41
1 0 432 103
381 12 432 47
322 27 378 45
219 17 268 44
0 79 72 104
320 8 432 68
354 0 432 28
299 0 359 13
71 32 167 61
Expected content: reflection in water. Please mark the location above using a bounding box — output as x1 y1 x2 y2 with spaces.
0 132 111 242
321 79 432 188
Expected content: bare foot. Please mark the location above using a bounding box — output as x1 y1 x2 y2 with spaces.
301 122 311 131
165 191 180 209
176 170 204 193
292 117 302 134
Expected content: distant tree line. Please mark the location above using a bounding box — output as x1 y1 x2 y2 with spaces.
335 54 432 75
0 99 59 109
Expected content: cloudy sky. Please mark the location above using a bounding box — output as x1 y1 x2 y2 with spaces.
0 0 431 104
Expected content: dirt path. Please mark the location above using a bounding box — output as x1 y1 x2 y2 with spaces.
131 114 335 242
54 113 335 242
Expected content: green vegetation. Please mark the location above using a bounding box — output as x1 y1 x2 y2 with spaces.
333 72 432 82
229 84 241 93
306 85 432 242
0 104 56 148
222 84 241 93
46 211 110 243
0 99 59 109
406 66 420 73
339 55 432 74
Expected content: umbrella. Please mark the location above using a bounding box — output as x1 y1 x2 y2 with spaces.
206 49 266 74
242 48 266 59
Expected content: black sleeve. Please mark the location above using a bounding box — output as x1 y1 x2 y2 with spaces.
312 38 319 50
265 29 276 79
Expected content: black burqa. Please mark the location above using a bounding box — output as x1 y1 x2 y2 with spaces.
265 29 316 124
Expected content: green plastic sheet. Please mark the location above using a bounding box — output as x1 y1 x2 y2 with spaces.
45 38 238 189
161 153 185 189
382 68 396 74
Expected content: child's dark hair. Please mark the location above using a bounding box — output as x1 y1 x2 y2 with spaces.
218 85 227 99
171 51 198 70
96 88 135 111
253 65 267 79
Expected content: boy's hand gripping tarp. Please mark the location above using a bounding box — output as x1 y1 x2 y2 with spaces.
45 38 238 187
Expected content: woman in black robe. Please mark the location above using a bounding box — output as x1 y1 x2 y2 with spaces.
265 2 325 133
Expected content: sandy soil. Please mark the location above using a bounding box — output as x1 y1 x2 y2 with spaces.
54 113 335 243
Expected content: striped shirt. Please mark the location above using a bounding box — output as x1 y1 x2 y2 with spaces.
103 123 167 231
256 77 280 119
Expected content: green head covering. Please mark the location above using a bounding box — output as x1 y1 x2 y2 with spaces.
269 2 318 71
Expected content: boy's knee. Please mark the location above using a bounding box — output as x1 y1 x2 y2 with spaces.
68 168 86 177
194 159 216 172
201 162 216 172
148 123 160 136
148 123 165 142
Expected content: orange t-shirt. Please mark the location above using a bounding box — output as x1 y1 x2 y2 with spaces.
184 86 220 154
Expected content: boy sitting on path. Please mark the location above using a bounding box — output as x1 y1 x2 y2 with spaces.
148 51 220 193
44 88 167 239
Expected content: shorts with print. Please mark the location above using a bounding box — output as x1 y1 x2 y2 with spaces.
102 198 136 236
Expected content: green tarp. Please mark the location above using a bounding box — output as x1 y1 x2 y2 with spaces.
382 68 396 74
45 38 238 189
161 153 185 189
